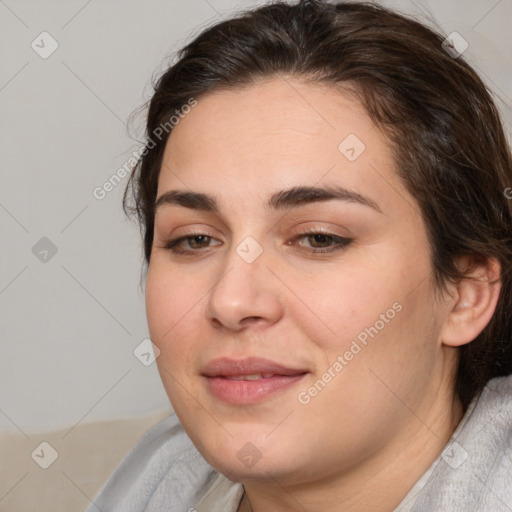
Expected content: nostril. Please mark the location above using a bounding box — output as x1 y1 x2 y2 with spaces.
241 316 264 326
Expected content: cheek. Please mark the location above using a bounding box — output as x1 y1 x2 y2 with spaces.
146 265 209 417
290 268 438 442
298 240 437 378
291 257 401 356
145 263 205 368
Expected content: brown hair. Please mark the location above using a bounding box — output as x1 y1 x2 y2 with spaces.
123 0 512 410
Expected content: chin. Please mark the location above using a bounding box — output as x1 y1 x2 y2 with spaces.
202 428 300 478
213 452 295 482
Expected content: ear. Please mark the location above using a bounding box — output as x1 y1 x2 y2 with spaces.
441 256 501 347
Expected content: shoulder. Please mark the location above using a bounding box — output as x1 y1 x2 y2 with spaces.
402 374 512 511
85 413 219 512
458 373 512 462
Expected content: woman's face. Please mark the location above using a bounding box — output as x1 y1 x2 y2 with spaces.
146 77 456 485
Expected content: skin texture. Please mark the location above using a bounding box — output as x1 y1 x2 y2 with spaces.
145 77 500 512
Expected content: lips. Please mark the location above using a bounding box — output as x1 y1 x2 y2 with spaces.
201 357 308 404
201 356 308 378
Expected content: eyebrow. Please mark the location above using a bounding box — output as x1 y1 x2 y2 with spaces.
154 184 382 214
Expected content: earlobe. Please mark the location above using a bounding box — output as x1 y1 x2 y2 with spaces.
441 257 501 348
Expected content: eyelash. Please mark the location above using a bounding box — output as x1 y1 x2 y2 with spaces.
162 229 353 256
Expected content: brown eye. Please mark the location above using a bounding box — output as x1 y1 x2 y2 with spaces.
295 231 353 253
164 232 220 254
307 233 335 248
187 235 211 249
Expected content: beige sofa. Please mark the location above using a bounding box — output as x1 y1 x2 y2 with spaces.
0 409 173 512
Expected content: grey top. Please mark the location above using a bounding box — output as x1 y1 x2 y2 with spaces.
85 374 512 512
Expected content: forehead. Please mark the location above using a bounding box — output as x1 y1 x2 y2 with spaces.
158 77 408 216
165 77 375 163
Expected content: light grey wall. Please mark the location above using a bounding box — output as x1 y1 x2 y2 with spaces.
1 0 511 434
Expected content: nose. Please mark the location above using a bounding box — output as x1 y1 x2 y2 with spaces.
206 241 284 332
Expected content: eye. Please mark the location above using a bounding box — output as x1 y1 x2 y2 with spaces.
293 229 352 253
162 229 352 256
163 232 220 255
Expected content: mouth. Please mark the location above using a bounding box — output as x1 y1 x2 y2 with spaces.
222 373 284 380
201 356 309 404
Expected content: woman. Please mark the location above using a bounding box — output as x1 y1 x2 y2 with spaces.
85 1 512 510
